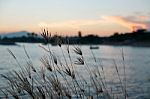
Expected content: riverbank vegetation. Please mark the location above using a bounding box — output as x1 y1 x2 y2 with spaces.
0 29 150 46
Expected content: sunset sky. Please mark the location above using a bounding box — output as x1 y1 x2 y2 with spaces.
0 0 150 36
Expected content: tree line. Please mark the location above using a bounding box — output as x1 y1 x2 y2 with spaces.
0 29 150 45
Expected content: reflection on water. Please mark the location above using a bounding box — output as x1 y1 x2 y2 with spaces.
0 43 150 98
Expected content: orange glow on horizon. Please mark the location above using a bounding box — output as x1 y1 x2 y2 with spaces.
0 15 149 36
0 28 120 36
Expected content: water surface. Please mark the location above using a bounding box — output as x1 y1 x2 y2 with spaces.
0 43 150 98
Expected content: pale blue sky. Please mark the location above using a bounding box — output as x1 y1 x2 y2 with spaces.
0 0 150 36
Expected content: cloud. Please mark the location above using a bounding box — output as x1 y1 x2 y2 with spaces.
102 15 149 31
38 19 104 29
38 15 150 34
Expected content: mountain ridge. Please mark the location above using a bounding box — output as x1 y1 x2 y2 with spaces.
0 31 39 38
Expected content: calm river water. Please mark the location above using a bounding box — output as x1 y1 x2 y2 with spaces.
0 43 150 98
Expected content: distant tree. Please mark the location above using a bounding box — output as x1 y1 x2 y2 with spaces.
32 32 38 37
78 31 82 38
136 29 147 33
31 32 35 36
113 32 119 36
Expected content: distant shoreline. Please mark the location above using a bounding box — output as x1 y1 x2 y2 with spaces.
100 41 150 47
0 42 150 47
1 42 150 48
1 29 150 47
0 41 17 45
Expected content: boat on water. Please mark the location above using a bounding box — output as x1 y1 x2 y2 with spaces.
90 46 99 49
